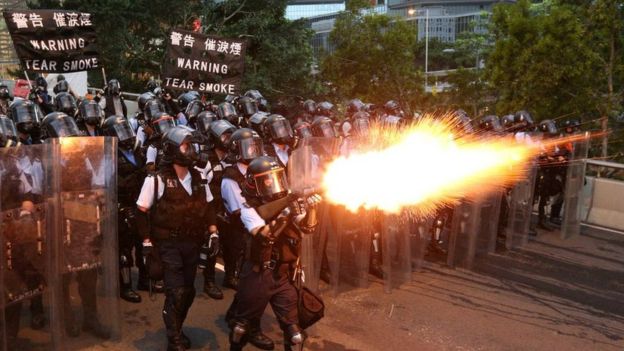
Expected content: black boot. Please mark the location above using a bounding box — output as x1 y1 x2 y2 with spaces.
163 287 187 351
249 319 275 350
283 325 306 351
179 287 195 349
30 295 46 330
204 281 224 299
120 267 142 303
369 258 385 279
537 217 555 231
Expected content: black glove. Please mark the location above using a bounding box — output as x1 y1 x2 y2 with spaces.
142 241 163 280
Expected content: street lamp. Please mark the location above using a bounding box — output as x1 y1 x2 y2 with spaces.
408 8 430 91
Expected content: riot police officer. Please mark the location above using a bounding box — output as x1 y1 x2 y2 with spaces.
228 156 321 351
102 116 146 302
536 120 563 231
218 102 241 127
98 79 127 118
264 114 295 168
30 76 54 115
9 99 42 144
221 129 275 350
477 115 504 135
0 82 11 115
136 126 219 351
237 96 259 128
244 90 268 112
77 99 105 136
54 92 78 117
53 74 78 98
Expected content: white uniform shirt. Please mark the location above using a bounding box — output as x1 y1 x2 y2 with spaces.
136 171 212 209
220 162 265 231
17 156 43 195
273 143 289 166
146 145 158 164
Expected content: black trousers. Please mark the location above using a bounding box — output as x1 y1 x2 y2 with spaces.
158 238 199 289
233 262 298 331
221 217 246 279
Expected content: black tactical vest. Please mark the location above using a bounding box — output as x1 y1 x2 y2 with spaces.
151 168 208 235
118 148 146 206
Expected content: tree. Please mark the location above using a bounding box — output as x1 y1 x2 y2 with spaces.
321 6 422 114
486 0 596 121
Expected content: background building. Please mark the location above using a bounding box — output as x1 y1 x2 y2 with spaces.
288 0 513 56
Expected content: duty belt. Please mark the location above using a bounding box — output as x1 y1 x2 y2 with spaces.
152 226 197 239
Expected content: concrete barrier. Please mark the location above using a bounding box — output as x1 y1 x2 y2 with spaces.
583 176 624 231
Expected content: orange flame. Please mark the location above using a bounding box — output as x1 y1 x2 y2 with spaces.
322 116 540 215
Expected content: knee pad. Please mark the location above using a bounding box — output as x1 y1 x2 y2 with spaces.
230 320 249 345
286 324 305 345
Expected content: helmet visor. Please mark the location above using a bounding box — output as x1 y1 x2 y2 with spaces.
239 137 264 161
269 119 294 140
12 103 39 125
253 168 289 200
240 100 258 116
48 117 80 137
0 118 18 141
185 101 204 120
152 115 175 135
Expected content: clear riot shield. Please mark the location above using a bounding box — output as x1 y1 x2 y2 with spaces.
0 144 53 351
49 137 120 348
381 213 412 293
325 206 372 295
561 135 589 239
409 216 431 271
479 190 503 255
446 199 481 269
288 137 340 293
505 163 538 250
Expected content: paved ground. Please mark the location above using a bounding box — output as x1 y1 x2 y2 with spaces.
76 224 624 351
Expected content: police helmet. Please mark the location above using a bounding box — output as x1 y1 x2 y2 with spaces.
264 114 294 145
102 115 135 149
162 125 199 167
227 128 265 164
79 99 104 127
41 112 80 138
245 155 289 203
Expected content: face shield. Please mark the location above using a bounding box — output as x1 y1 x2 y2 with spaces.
112 120 136 149
238 137 264 163
56 95 77 115
45 116 80 138
144 100 165 121
108 80 121 95
269 118 294 144
252 168 289 202
196 112 218 134
152 115 176 136
185 100 204 121
314 120 336 138
295 123 312 139
80 102 103 126
0 117 18 147
11 102 40 133
239 99 258 117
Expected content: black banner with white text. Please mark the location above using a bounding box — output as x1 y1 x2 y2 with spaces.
162 29 246 95
2 10 99 73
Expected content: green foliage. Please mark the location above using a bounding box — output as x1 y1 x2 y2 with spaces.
321 12 422 114
486 0 596 121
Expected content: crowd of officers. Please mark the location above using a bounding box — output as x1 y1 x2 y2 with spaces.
0 76 581 351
